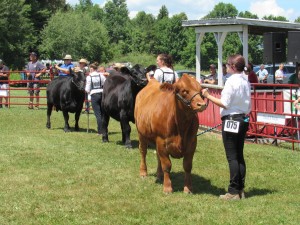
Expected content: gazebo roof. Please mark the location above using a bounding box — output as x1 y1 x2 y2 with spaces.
182 17 300 35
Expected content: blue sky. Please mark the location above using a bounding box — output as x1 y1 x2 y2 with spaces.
66 0 299 22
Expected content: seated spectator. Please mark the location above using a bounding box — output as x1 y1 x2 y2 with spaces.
204 64 218 84
0 59 10 108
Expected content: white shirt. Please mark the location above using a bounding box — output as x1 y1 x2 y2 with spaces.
154 67 178 83
85 71 106 95
258 69 268 80
275 69 284 80
220 73 251 117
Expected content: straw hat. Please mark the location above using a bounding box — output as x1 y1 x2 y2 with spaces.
79 58 88 64
63 54 72 60
114 63 124 69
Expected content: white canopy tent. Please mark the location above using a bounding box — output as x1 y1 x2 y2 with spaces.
182 17 300 86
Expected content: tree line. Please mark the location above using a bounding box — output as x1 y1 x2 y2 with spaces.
1 0 300 70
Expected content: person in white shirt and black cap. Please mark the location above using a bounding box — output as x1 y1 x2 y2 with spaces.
85 62 107 135
201 54 251 200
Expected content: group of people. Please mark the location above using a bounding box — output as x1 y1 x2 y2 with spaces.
202 62 299 85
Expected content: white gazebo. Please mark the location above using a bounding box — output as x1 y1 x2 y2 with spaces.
182 17 300 86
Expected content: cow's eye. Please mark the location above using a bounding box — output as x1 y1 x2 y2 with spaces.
182 90 188 95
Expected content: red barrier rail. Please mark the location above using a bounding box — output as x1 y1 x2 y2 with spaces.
199 83 300 150
0 71 91 111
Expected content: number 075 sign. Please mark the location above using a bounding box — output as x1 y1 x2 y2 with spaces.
223 120 240 133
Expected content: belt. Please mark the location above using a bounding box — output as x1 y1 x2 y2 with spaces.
221 113 245 121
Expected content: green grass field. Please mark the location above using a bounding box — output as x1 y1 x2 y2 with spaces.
0 104 300 224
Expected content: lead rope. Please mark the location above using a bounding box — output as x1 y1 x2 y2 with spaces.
197 123 222 136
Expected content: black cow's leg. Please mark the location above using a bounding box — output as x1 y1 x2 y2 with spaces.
46 103 53 129
74 110 81 131
120 110 132 148
62 110 71 132
102 111 110 142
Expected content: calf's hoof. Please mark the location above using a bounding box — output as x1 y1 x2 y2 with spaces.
102 136 109 143
163 186 173 194
64 128 71 132
46 123 51 129
183 186 193 194
125 143 132 149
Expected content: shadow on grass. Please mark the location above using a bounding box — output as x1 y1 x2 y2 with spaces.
115 139 157 150
245 188 275 198
149 171 224 195
150 171 275 197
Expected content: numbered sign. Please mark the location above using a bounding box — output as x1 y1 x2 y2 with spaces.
224 120 240 133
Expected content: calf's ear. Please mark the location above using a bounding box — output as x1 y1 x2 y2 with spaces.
146 65 157 72
160 83 174 92
69 67 75 76
120 67 131 75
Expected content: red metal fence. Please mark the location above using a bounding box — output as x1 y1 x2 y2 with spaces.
0 71 90 111
198 83 300 150
2 71 300 149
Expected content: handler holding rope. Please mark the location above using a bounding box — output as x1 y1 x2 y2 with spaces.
201 54 251 200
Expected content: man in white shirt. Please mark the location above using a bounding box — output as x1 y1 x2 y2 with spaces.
275 63 284 84
257 64 268 83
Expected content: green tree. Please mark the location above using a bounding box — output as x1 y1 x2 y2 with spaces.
295 17 300 23
263 15 288 22
129 11 156 53
198 3 239 69
157 5 168 20
39 11 111 63
0 0 34 68
103 0 130 44
204 2 238 18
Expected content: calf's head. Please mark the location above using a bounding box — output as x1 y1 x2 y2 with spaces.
130 64 157 87
70 68 86 91
161 74 207 112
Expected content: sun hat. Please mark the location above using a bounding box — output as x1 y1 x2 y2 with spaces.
114 63 124 69
79 58 88 64
63 54 72 60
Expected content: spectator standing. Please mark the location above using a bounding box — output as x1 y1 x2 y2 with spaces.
222 63 231 85
288 66 300 84
55 54 74 76
79 58 90 113
275 63 284 84
25 52 46 109
98 65 110 78
85 63 106 135
204 64 218 84
246 63 258 84
257 64 268 83
0 59 10 108
201 54 251 200
148 53 178 83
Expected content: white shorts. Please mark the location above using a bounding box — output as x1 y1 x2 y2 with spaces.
0 83 9 97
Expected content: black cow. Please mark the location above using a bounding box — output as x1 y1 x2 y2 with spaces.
101 64 156 148
46 68 86 132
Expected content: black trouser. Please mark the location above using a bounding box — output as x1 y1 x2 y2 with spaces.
221 114 249 194
91 93 102 134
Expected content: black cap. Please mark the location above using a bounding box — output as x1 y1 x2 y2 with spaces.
30 52 37 56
